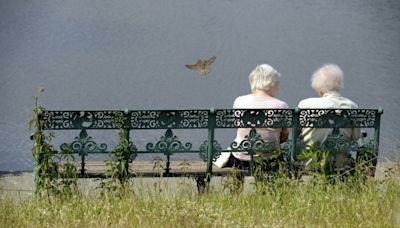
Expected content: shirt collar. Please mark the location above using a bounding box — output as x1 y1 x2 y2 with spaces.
322 91 341 97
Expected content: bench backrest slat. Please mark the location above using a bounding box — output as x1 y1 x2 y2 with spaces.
214 109 293 128
130 110 209 129
298 109 381 128
42 110 120 130
42 109 298 130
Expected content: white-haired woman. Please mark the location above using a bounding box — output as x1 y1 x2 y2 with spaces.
297 63 360 168
214 64 289 168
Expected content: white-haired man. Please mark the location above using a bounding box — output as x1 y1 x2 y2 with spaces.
214 64 289 168
298 64 360 167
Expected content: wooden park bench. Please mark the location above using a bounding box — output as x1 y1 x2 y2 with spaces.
38 108 383 187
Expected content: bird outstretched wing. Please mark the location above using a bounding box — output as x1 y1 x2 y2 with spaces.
185 64 197 70
206 56 216 65
185 56 216 75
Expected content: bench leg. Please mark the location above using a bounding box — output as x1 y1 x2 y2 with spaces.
195 176 207 194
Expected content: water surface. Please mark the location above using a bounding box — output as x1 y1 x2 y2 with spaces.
0 0 399 171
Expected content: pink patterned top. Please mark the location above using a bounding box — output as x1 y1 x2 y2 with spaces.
232 93 289 161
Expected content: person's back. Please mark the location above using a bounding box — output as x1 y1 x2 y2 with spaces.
232 93 288 161
214 64 289 168
297 64 360 167
298 91 359 145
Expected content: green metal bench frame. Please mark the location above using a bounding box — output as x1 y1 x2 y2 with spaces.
39 108 383 184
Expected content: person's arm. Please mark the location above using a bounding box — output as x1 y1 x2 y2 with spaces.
280 128 289 143
279 102 290 143
351 128 361 140
351 103 361 140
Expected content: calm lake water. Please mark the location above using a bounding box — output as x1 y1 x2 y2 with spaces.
0 0 399 171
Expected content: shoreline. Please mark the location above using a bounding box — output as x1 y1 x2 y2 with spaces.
0 160 398 177
1 161 397 194
1 162 398 203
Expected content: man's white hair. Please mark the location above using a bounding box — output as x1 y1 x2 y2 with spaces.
249 64 281 92
311 64 344 93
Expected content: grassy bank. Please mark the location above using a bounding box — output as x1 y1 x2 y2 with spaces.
1 171 399 227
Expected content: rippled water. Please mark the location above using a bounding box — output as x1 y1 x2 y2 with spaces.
0 0 399 171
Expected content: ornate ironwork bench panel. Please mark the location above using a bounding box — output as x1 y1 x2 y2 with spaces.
39 108 382 182
294 108 383 172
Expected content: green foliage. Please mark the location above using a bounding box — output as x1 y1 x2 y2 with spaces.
297 144 330 172
2 169 399 227
56 145 78 196
354 146 376 177
100 113 134 197
253 148 288 182
252 149 296 195
221 168 244 195
220 149 291 195
296 143 378 184
296 143 332 181
30 87 77 197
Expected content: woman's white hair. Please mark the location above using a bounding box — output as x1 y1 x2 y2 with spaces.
249 64 281 92
311 64 344 93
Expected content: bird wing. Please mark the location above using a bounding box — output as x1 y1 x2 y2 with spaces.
185 64 197 70
206 56 216 65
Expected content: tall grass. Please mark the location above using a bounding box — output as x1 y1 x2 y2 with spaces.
1 167 399 228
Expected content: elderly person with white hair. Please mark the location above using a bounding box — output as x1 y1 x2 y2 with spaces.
214 64 289 168
298 64 360 167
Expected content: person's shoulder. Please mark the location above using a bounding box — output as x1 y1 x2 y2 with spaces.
235 94 252 100
298 97 323 108
233 94 252 107
271 97 289 108
342 97 359 108
331 94 359 108
234 94 251 103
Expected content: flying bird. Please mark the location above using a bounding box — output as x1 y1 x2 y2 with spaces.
185 56 216 76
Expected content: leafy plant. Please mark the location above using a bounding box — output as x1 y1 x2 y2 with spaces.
30 87 59 196
354 147 375 177
252 149 295 195
296 143 378 184
296 143 331 177
253 148 288 182
101 113 134 197
56 145 78 196
30 87 77 197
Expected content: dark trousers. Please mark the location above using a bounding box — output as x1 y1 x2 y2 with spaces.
225 154 250 169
